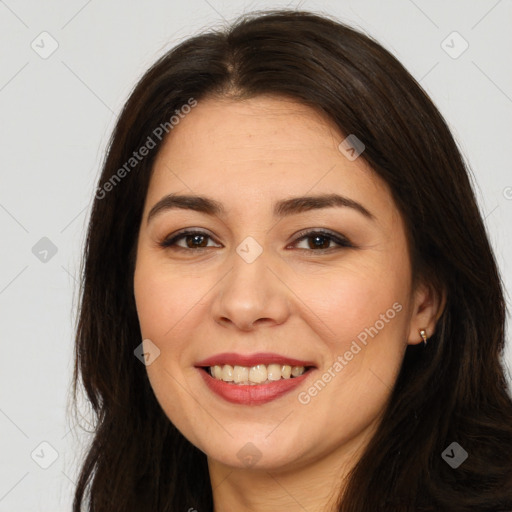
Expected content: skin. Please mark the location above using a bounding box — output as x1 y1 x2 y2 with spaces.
133 95 445 511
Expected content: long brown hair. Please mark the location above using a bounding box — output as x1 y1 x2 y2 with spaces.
72 9 512 511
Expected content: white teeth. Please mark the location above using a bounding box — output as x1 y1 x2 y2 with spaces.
221 365 234 382
249 364 267 384
291 366 304 377
281 365 291 379
207 363 306 384
233 365 249 383
267 363 282 381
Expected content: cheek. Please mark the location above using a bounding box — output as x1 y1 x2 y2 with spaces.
298 257 410 393
133 255 208 340
133 255 209 446
307 261 407 338
295 269 408 429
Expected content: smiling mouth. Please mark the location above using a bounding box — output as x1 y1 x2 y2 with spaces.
200 364 314 385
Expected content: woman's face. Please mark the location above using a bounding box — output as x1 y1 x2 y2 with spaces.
133 95 428 474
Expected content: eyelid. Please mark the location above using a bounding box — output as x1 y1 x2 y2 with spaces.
159 228 220 249
289 228 353 250
159 227 353 252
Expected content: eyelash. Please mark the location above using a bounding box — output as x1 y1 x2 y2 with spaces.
158 228 353 253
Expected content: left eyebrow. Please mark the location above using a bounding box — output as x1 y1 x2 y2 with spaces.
273 193 375 220
146 192 376 225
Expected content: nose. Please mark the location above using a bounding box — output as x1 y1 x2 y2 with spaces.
211 244 291 332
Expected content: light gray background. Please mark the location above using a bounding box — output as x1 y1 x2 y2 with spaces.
0 0 511 510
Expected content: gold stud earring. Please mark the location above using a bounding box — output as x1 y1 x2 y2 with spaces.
419 328 428 346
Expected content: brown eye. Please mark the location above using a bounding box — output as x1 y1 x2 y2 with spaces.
182 233 209 248
291 230 352 251
159 230 221 250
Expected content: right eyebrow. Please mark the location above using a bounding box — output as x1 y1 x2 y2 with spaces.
147 194 225 225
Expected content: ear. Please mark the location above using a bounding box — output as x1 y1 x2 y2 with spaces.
407 278 447 345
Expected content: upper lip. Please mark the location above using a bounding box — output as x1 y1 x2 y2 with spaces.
195 352 316 368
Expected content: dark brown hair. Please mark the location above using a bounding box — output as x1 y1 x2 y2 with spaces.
72 9 512 511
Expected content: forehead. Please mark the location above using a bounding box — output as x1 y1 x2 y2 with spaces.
147 95 394 223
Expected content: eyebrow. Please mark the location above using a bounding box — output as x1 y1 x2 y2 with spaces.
146 192 375 225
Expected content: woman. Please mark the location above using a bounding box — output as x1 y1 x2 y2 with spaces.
71 9 512 512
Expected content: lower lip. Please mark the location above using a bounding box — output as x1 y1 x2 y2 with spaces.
197 368 313 405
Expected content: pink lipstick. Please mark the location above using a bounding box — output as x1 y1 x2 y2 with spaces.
195 352 316 405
